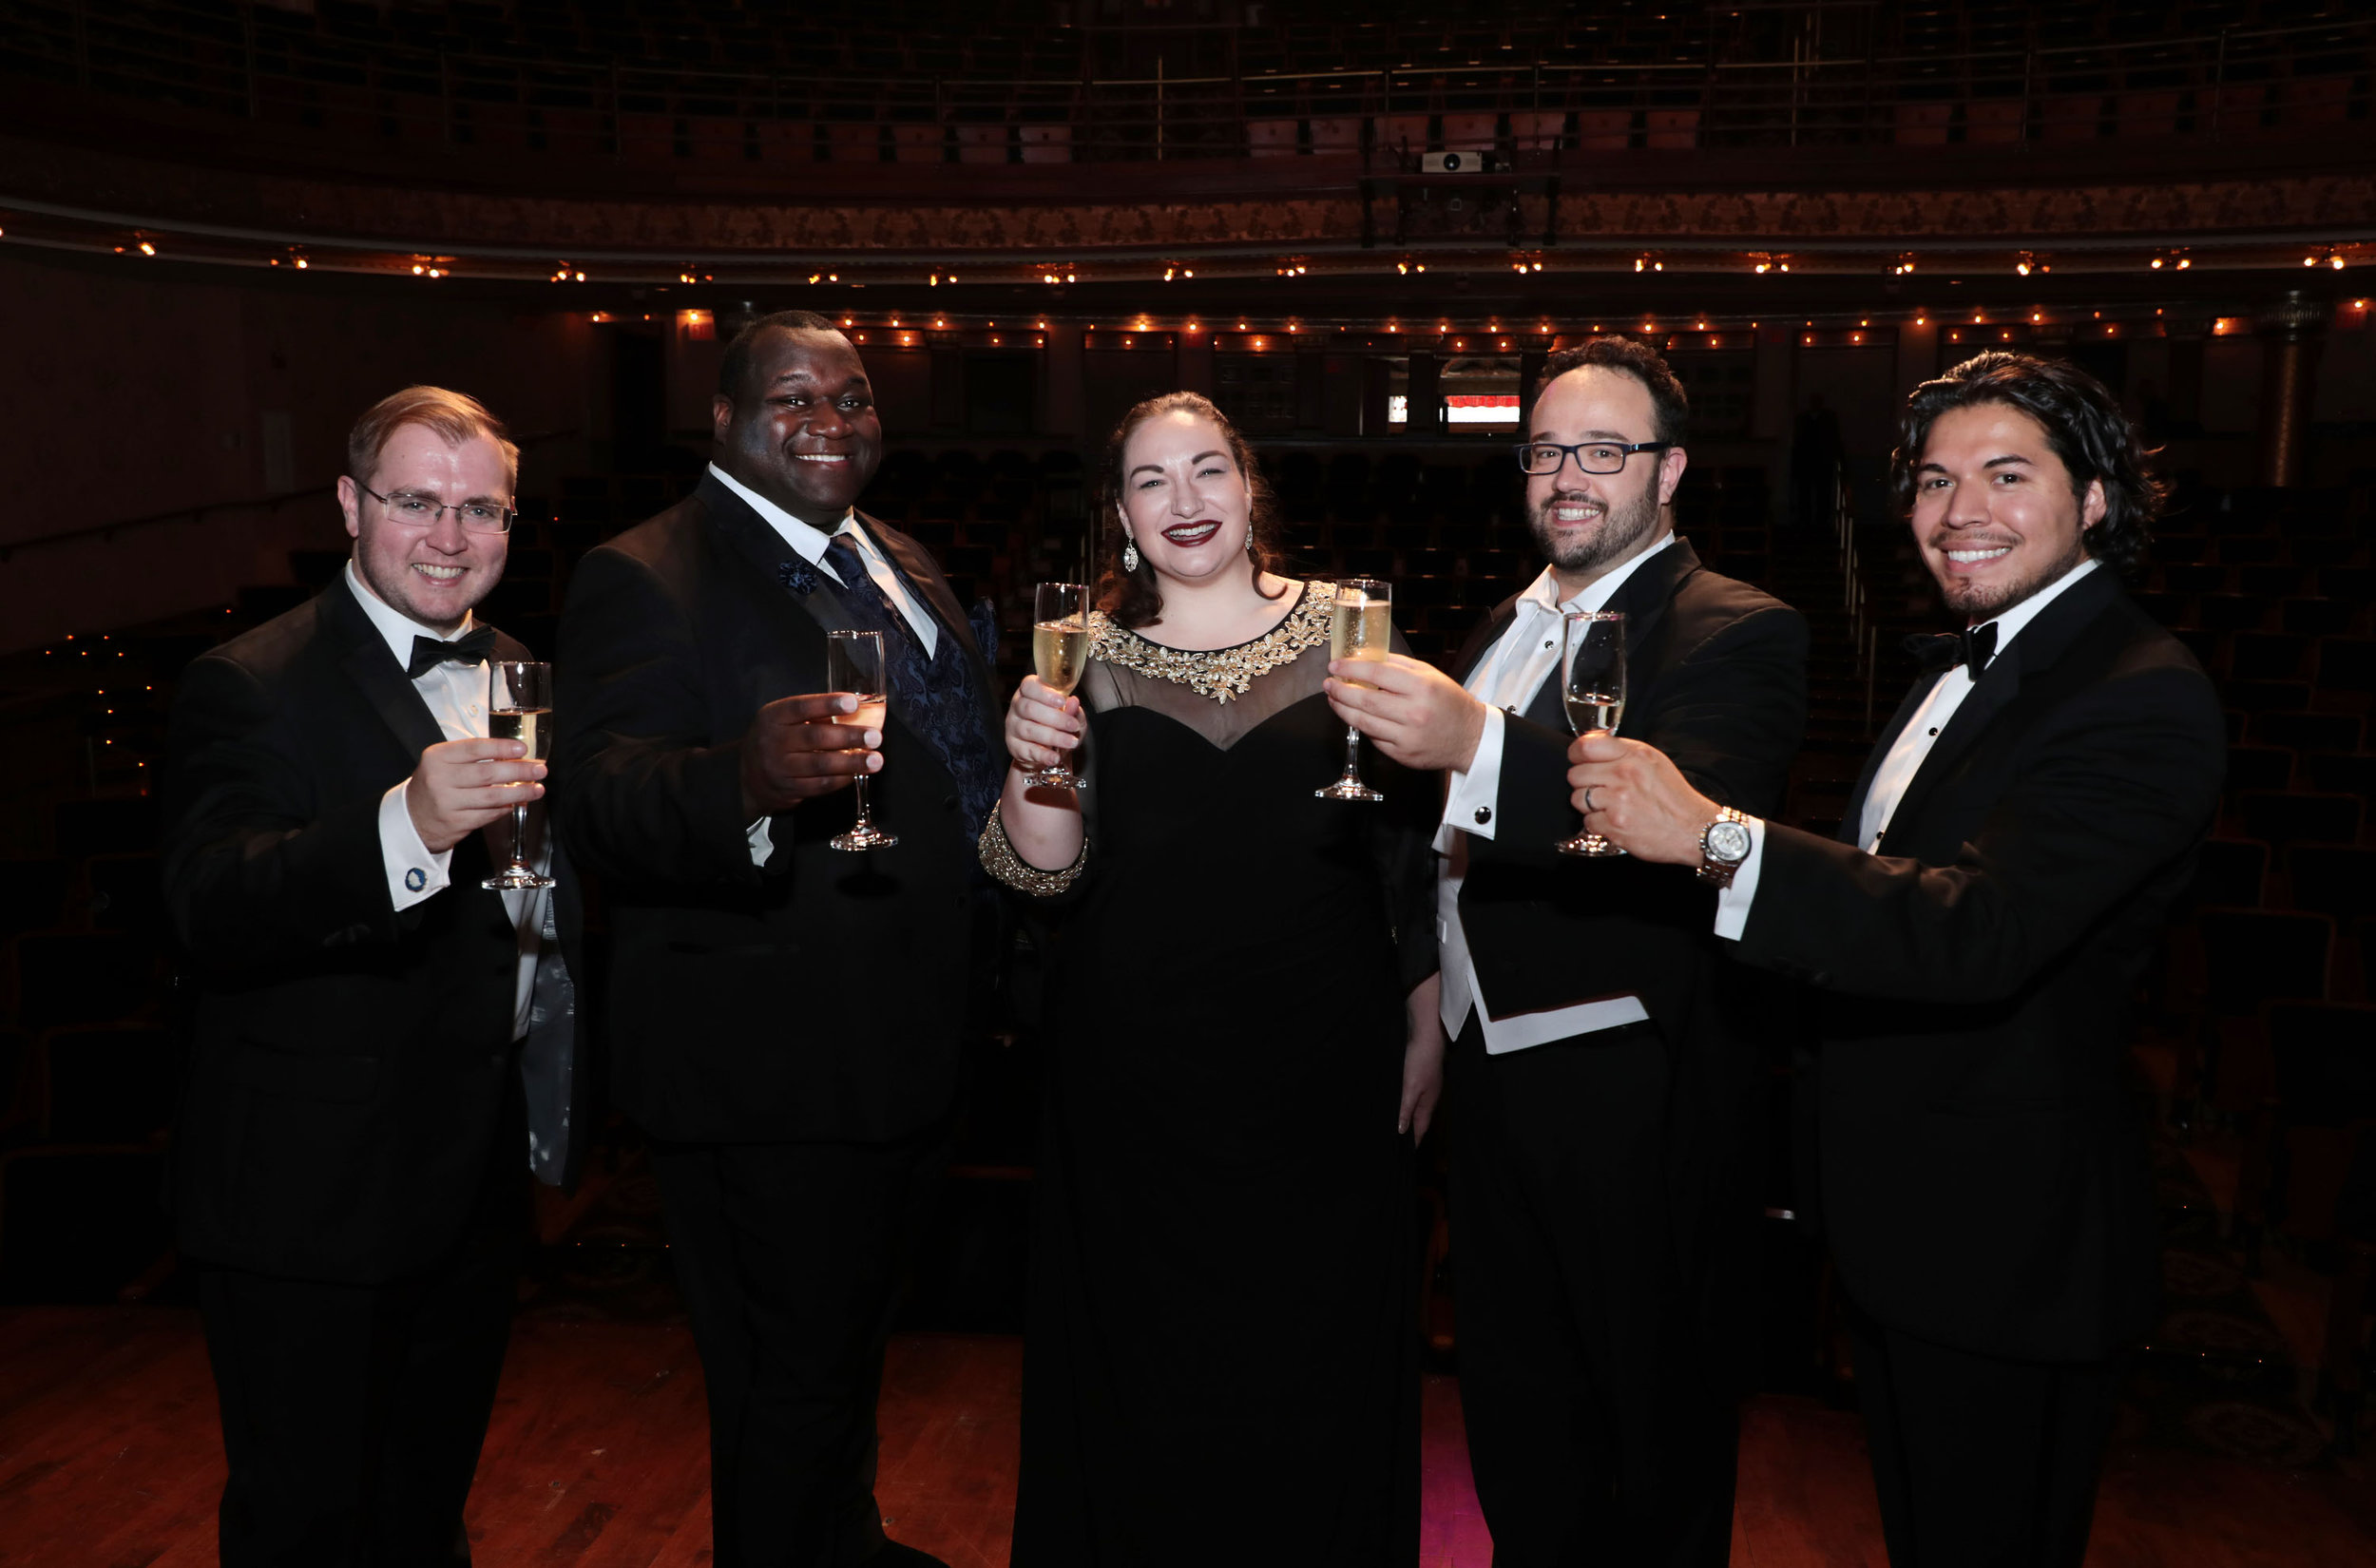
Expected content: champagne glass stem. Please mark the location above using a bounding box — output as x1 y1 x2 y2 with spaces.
853 774 873 831
510 802 529 874
1342 723 1362 776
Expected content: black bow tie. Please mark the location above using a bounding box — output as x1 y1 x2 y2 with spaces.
406 626 497 679
1905 621 1998 680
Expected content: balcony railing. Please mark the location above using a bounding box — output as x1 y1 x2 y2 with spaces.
1 3 2366 168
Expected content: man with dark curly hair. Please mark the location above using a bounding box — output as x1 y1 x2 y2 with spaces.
1566 352 2225 1567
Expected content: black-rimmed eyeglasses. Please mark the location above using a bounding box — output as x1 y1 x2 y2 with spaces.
1514 440 1674 477
354 480 519 534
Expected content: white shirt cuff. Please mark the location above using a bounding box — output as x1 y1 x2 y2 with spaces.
1712 816 1766 942
1434 704 1506 852
380 780 453 911
747 815 775 868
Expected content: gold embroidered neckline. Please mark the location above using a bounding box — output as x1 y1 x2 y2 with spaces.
1089 582 1335 702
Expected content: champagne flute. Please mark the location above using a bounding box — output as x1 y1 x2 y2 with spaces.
1317 578 1390 802
1556 611 1627 857
1028 581 1092 789
826 629 898 851
483 660 557 889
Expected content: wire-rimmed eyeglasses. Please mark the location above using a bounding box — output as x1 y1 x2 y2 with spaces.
1513 440 1674 477
354 479 519 534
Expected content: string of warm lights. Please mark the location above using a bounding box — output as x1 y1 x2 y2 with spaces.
600 297 2372 349
10 213 2364 285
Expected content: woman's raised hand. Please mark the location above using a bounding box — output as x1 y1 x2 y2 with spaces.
1006 675 1083 779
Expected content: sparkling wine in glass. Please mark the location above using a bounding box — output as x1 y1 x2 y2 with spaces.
1556 611 1627 857
826 629 897 851
483 660 557 889
1317 578 1390 802
1028 581 1091 789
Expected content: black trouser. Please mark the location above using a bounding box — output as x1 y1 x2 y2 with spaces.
1448 1018 1738 1568
1847 1307 2126 1568
199 1094 526 1568
650 1130 946 1568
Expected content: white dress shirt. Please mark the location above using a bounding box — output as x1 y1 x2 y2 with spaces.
1713 556 2101 940
1436 531 1677 1052
710 463 938 867
353 563 547 1040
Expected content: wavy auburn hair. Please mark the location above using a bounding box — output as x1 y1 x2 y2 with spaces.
1889 351 2164 576
1093 391 1290 630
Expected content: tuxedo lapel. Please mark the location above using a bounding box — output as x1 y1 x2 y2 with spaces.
326 576 445 765
1838 676 1938 846
867 518 983 667
696 474 860 651
1607 537 1695 658
1879 566 2126 850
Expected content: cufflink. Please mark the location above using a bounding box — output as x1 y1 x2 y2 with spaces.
405 867 427 892
1474 806 1492 825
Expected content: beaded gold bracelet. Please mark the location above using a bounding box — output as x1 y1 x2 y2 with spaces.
977 799 1087 896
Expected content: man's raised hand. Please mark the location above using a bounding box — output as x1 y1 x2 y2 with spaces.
739 693 881 818
1323 653 1488 774
408 737 544 854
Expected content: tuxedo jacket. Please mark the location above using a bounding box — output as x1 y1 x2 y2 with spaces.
1736 566 2224 1362
162 573 586 1287
1451 542 1808 1240
551 472 1006 1145
1458 540 1809 1042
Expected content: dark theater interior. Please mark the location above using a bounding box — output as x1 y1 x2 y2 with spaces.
1 1 2373 1563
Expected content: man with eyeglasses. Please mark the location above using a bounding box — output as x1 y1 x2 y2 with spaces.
1326 336 1807 1565
163 385 584 1566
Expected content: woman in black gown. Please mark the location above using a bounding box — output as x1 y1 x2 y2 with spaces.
980 392 1442 1567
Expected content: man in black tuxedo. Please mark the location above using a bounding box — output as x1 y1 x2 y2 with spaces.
1570 352 2225 1566
163 386 585 1565
1326 338 1807 1565
552 311 1003 1568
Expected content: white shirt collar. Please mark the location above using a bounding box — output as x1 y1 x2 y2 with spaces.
345 561 478 673
1969 555 2100 665
1514 529 1678 620
708 462 856 564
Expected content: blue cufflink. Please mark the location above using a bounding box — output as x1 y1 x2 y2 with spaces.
405 867 427 892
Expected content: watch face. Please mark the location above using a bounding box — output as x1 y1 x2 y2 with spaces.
1707 819 1753 863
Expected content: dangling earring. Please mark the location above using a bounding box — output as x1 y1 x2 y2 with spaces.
1122 537 1140 572
1247 531 1259 560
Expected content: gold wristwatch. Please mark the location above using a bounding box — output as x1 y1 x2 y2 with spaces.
1696 807 1753 889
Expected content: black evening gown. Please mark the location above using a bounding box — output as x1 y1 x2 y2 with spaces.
987 584 1438 1568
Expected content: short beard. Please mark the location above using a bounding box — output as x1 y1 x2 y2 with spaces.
1530 481 1664 579
1933 534 2092 622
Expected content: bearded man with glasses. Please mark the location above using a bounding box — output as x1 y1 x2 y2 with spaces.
163 385 585 1566
1326 336 1808 1564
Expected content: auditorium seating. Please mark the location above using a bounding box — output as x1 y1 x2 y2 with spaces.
5 2 2366 171
2121 475 2376 1451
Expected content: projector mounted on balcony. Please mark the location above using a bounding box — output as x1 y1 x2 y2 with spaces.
1418 150 1499 175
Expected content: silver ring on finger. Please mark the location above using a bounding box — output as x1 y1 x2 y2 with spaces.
1582 785 1600 813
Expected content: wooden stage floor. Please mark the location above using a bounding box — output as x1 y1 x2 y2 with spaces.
1 1307 2368 1567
